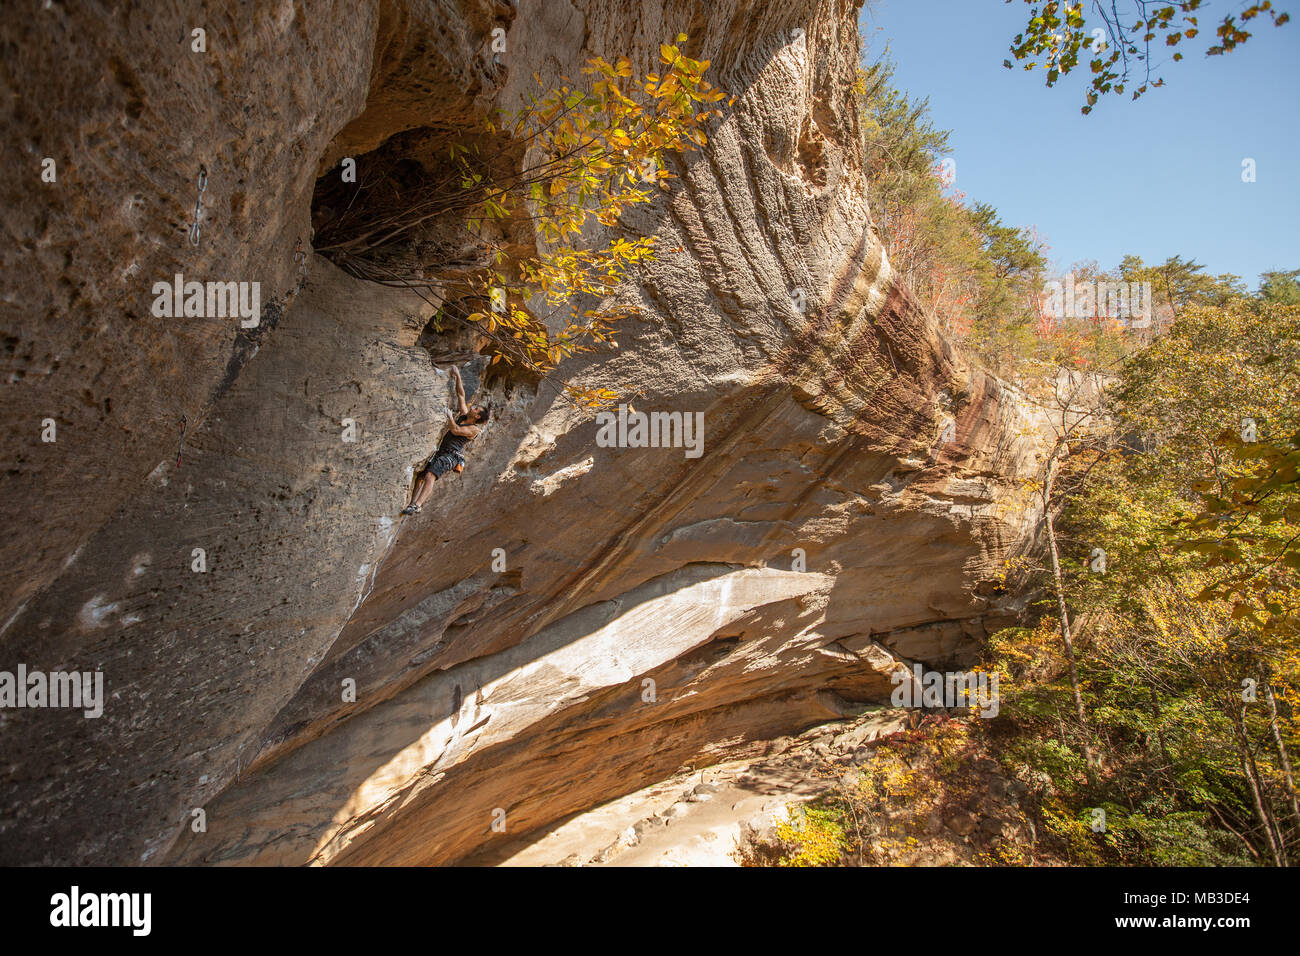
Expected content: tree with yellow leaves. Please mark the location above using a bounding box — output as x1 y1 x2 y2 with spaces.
994 300 1300 865
317 35 730 408
460 37 730 406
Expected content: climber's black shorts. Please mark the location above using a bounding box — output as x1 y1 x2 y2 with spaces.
422 450 465 480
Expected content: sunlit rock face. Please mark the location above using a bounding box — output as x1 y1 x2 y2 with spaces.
0 0 1047 866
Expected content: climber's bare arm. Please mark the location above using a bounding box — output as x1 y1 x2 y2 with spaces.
444 408 480 438
450 366 470 419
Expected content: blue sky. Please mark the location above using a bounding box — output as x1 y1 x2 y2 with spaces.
861 0 1300 289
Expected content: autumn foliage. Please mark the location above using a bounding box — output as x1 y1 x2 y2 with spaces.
459 37 731 406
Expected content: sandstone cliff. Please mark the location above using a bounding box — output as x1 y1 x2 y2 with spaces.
0 0 1047 865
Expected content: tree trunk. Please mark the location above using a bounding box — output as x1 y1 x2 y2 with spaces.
1265 683 1300 837
1041 454 1100 785
1043 463 1086 727
1234 702 1285 866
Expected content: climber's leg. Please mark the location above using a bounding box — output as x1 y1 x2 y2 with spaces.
402 470 434 515
401 475 425 515
402 453 465 515
402 447 469 515
411 473 436 508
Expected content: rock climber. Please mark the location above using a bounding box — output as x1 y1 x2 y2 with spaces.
401 366 489 515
